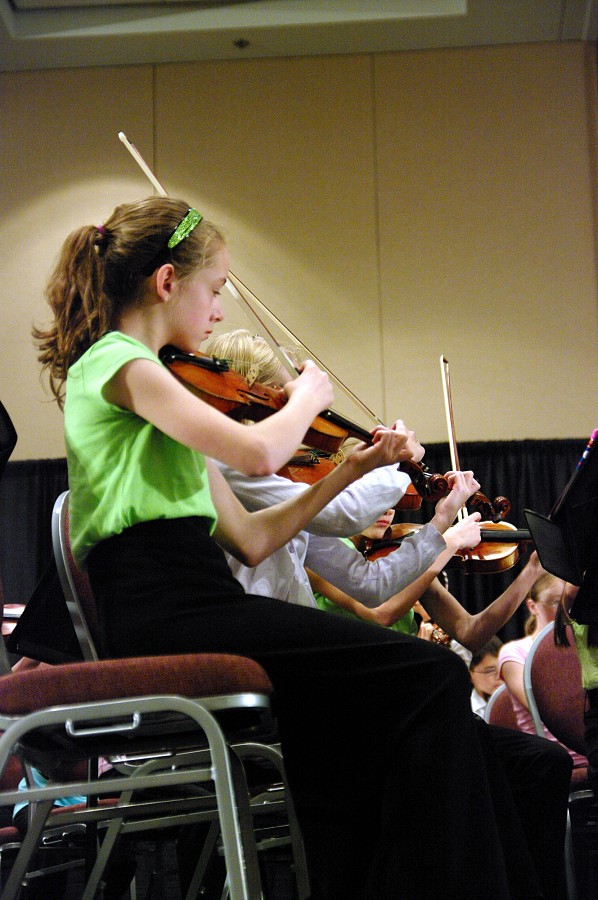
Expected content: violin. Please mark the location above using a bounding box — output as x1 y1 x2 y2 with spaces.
160 345 349 455
361 521 532 574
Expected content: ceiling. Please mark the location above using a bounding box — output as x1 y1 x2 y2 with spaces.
1 0 597 73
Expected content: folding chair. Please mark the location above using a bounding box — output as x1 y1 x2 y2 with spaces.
484 682 519 729
0 485 299 899
44 489 308 899
524 621 598 900
524 621 588 760
0 652 281 900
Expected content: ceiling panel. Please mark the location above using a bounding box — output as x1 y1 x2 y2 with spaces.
1 0 596 72
11 0 255 10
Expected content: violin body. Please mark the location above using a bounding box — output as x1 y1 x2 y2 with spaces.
277 450 339 484
160 345 349 454
360 522 531 575
454 521 522 573
161 345 457 499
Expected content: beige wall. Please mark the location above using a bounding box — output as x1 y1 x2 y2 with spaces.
1 41 597 460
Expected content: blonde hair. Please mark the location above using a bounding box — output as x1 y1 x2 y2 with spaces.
524 572 563 636
207 329 300 387
33 197 225 408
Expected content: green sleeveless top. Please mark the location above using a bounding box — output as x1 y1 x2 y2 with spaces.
65 332 217 567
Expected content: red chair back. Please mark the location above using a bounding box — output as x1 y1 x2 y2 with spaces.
485 682 519 730
527 623 587 756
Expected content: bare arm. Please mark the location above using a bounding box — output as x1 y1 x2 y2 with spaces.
419 552 544 653
306 568 382 623
105 356 337 477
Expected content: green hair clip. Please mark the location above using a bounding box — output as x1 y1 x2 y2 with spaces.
167 208 203 249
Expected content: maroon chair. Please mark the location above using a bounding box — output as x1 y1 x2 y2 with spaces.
37 489 309 900
0 500 285 900
524 621 588 761
484 682 519 730
524 621 598 899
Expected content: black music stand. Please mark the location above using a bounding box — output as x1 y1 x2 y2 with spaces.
524 437 598 621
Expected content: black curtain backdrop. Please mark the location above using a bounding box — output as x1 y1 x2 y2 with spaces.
0 439 588 644
0 458 68 606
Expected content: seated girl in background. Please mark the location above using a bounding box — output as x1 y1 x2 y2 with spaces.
499 572 587 768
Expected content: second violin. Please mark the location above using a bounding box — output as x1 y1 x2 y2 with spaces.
360 521 532 575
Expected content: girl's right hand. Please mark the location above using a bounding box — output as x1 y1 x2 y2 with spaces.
385 419 425 463
283 360 335 416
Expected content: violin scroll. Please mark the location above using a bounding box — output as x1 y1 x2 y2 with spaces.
467 492 511 523
398 460 450 503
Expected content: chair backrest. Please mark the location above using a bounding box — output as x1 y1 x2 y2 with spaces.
523 620 587 756
484 682 519 729
51 491 99 662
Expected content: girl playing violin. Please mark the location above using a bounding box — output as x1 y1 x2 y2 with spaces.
35 196 515 899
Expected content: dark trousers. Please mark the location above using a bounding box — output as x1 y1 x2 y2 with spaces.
89 519 517 898
478 719 573 900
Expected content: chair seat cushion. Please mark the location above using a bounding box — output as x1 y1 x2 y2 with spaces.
0 654 273 714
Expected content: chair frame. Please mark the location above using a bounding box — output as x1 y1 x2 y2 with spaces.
0 691 270 899
484 682 515 726
523 621 557 738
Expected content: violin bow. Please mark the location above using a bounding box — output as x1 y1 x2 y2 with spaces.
119 132 168 197
440 355 466 523
226 272 384 425
118 131 384 427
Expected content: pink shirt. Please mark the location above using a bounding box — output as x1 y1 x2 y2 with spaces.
499 637 586 768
